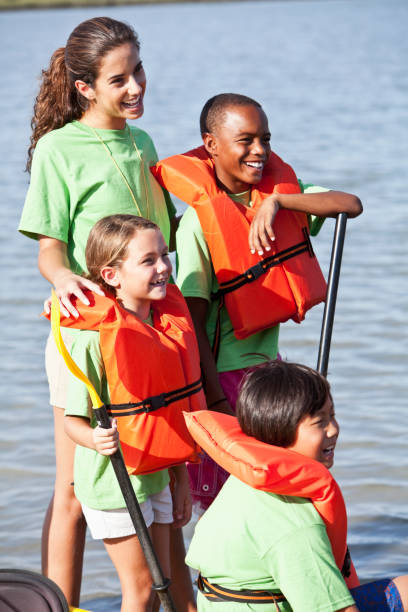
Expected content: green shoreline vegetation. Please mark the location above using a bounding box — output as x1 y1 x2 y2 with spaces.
1 0 244 10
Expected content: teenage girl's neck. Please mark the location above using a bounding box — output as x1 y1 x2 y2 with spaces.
79 109 127 131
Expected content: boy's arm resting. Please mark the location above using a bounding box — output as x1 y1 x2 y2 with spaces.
39 236 104 318
249 190 363 254
186 297 233 416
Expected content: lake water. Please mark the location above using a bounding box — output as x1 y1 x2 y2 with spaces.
0 0 407 609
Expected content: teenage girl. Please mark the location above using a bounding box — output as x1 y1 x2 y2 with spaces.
186 361 408 612
18 17 192 608
59 214 197 612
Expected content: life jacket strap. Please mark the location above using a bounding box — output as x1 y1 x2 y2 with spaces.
197 575 285 609
107 378 203 417
212 230 315 300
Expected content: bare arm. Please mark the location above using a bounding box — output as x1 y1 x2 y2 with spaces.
186 297 233 416
336 606 359 612
64 415 119 456
169 464 192 528
38 236 104 317
249 190 363 254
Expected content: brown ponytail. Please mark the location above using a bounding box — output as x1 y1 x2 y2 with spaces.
26 16 140 172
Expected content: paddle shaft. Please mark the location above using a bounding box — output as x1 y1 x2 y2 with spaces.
317 212 348 377
93 405 177 612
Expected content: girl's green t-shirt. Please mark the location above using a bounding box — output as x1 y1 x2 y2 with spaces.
19 121 175 275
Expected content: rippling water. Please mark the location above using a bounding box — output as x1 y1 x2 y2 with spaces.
0 0 407 609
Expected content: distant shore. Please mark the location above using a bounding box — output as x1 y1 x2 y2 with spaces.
1 0 248 10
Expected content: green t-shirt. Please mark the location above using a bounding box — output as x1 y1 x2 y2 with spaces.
176 181 327 372
186 476 355 612
65 328 169 510
19 121 176 275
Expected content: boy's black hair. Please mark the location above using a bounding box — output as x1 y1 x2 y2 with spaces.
200 93 262 135
236 360 331 448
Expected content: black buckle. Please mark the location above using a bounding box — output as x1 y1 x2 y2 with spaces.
246 261 265 281
145 393 166 412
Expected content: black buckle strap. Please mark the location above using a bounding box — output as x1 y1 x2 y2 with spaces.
212 230 314 300
107 378 203 418
197 575 286 606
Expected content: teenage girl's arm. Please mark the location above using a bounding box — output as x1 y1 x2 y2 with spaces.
39 236 104 318
186 297 233 416
248 191 363 255
64 415 119 456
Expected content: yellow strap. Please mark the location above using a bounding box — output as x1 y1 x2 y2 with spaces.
50 289 103 409
69 607 91 612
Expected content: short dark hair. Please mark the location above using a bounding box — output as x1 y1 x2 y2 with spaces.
236 360 331 447
199 93 262 135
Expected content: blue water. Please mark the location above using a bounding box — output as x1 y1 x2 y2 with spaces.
0 0 407 609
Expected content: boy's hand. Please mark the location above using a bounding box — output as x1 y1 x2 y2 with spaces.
170 465 192 528
249 195 279 255
92 418 119 456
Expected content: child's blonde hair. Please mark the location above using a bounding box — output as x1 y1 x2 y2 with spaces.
86 214 159 293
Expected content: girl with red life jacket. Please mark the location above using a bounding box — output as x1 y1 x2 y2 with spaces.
56 214 206 612
185 361 408 612
152 93 363 511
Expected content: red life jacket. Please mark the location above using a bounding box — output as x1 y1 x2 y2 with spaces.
152 147 327 340
184 410 359 589
55 285 206 475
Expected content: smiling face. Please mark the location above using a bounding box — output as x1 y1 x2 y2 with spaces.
76 42 146 129
203 104 271 194
287 395 339 469
102 228 172 320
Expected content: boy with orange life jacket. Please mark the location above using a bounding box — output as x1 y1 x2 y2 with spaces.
184 361 408 611
51 214 206 612
151 93 363 510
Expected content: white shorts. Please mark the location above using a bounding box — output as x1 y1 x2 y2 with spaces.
82 485 173 540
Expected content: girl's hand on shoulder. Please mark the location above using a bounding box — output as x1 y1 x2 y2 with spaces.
248 194 279 255
44 272 104 319
170 465 192 528
92 418 119 456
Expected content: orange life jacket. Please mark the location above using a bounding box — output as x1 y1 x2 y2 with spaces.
184 411 359 589
152 147 327 340
55 285 206 475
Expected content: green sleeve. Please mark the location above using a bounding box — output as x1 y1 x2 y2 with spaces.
19 135 71 243
265 524 355 611
176 207 214 301
298 179 328 237
65 329 107 422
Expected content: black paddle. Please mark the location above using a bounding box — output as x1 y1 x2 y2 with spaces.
94 405 177 612
316 212 348 377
